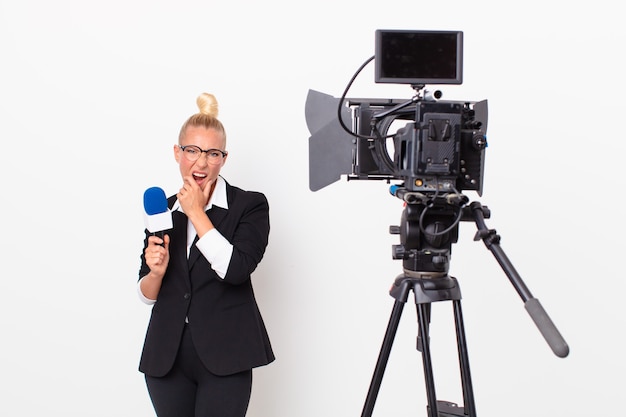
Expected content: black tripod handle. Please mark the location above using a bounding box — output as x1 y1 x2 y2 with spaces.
468 201 570 358
525 298 569 358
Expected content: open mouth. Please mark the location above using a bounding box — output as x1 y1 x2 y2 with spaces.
193 172 207 183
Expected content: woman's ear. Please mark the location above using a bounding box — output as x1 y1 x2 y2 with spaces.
173 144 181 163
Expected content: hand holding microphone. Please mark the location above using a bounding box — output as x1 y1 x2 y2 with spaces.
143 187 172 278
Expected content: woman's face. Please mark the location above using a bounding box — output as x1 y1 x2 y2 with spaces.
174 126 227 192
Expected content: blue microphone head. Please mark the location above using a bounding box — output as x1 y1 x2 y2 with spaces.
143 187 168 215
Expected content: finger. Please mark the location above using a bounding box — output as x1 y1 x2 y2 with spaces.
147 235 163 246
203 179 213 200
182 175 196 189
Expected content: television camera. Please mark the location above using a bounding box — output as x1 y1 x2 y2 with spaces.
306 29 488 275
305 30 568 417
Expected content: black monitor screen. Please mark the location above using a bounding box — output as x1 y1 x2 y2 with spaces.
375 30 463 85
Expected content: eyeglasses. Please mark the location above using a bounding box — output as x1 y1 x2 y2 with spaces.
178 145 227 164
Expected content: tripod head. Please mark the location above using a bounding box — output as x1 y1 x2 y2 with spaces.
389 185 488 278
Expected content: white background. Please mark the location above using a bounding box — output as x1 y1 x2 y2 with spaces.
1 1 624 416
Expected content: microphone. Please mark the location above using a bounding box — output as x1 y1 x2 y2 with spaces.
143 187 173 242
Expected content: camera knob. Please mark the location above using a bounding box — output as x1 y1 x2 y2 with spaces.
392 244 405 259
472 134 487 150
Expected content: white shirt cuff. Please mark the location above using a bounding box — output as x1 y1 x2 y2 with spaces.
196 228 233 279
137 277 156 305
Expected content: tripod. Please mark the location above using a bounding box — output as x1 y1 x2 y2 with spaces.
360 192 569 417
361 273 475 417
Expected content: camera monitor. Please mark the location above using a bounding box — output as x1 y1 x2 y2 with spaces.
375 30 463 85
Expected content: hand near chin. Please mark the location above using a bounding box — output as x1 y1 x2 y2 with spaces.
178 176 214 216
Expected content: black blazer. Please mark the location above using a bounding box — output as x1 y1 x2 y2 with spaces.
138 180 275 377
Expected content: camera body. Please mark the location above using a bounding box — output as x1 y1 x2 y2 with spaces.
351 96 487 195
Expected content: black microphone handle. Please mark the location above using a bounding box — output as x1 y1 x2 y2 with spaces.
151 231 166 246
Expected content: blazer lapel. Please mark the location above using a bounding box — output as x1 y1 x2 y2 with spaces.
171 210 190 275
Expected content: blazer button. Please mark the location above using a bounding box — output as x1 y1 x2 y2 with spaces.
183 293 191 299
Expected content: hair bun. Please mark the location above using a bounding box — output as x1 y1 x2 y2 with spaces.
196 93 219 117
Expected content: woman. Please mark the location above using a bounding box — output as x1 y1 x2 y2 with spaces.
137 93 274 417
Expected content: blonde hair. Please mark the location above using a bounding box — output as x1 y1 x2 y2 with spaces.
178 93 227 146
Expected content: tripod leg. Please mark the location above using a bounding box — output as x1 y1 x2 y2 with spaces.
417 302 440 417
452 299 477 417
361 300 405 417
416 303 432 352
